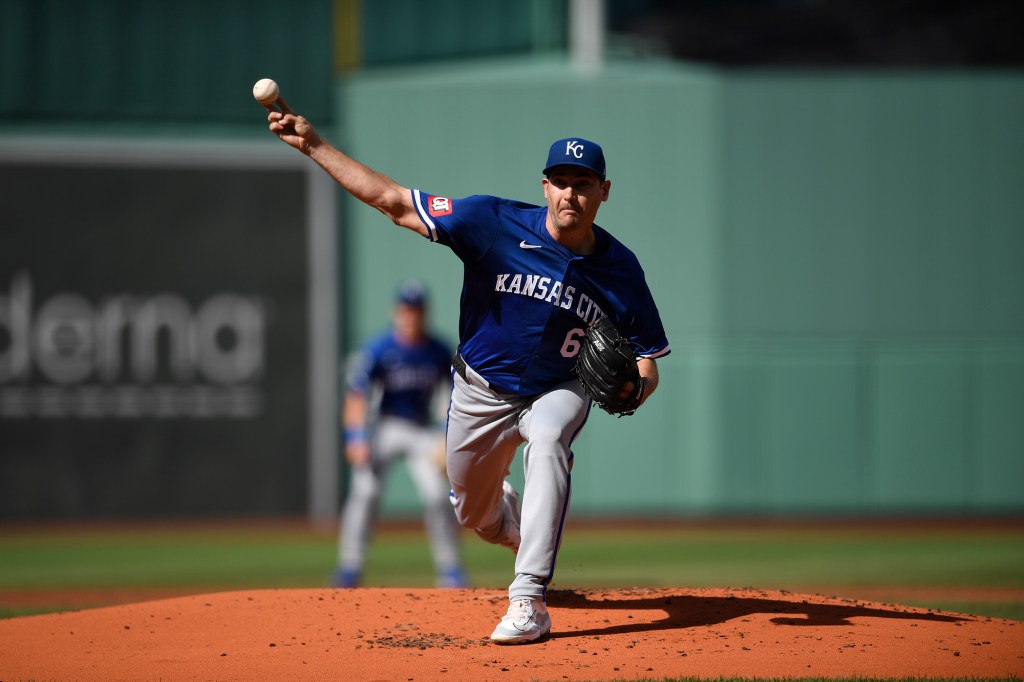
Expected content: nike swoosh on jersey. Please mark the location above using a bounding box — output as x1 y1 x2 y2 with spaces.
519 240 543 249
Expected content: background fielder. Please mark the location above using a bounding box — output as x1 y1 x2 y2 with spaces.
333 281 466 589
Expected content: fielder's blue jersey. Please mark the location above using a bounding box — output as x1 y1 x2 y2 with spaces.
411 191 671 396
348 331 453 424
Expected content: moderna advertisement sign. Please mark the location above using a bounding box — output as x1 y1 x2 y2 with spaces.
0 160 312 519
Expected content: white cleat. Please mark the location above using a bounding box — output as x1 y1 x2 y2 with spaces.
489 597 551 644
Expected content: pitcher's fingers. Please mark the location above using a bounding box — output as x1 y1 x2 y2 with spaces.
276 96 295 115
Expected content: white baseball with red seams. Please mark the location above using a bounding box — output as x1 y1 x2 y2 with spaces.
252 78 279 105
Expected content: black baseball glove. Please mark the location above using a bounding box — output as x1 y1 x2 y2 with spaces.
573 316 644 417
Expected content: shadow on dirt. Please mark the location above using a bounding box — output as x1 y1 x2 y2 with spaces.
546 588 968 639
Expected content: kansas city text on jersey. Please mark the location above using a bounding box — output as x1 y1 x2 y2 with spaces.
493 273 604 326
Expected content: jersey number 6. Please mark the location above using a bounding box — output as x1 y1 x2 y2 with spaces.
560 328 586 358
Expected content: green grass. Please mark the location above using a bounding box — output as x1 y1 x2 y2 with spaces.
1 522 1022 622
551 526 1024 588
0 526 336 589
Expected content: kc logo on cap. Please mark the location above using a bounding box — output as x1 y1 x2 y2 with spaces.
543 137 606 180
565 140 585 159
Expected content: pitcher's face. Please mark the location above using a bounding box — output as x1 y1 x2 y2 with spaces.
542 166 609 234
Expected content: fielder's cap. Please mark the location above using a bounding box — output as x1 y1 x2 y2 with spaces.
395 279 428 307
543 137 606 180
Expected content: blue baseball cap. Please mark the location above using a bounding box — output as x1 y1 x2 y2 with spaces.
543 137 606 180
395 279 427 307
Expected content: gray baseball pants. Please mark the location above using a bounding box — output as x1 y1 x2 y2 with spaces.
339 416 463 575
446 360 591 602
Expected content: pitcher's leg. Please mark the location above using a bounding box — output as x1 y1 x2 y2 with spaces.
445 373 523 546
509 380 591 601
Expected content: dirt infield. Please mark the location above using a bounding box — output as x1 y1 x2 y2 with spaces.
1 587 1021 681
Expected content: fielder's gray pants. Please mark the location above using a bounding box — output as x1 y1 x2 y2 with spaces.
339 416 463 575
446 366 591 602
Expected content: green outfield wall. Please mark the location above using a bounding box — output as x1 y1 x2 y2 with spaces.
2 1 1022 519
335 59 1024 517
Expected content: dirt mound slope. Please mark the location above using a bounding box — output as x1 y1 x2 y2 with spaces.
1 587 1021 681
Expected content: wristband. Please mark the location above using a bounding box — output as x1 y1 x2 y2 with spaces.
344 428 366 443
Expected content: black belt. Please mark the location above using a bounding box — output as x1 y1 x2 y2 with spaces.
452 351 469 383
452 351 492 390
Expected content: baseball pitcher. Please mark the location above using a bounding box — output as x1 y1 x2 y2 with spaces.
265 99 669 644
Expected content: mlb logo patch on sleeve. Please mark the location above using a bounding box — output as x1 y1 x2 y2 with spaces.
428 196 453 217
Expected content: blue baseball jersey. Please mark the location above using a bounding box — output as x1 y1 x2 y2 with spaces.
411 191 671 396
348 331 453 424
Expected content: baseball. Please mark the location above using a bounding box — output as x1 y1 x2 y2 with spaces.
252 78 280 105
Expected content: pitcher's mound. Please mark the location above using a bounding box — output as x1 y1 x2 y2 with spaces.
1 587 1021 680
